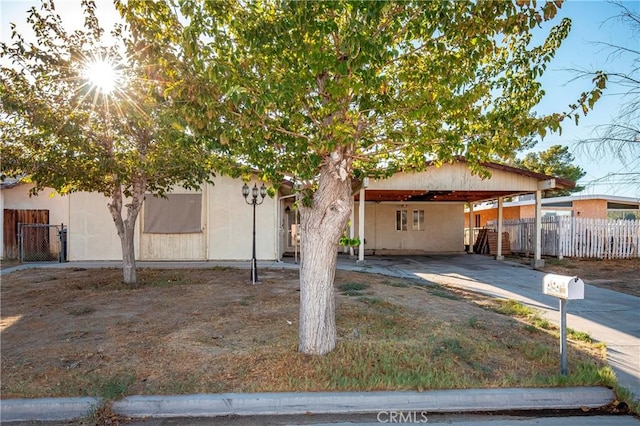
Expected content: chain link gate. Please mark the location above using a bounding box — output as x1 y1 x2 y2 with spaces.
18 223 67 263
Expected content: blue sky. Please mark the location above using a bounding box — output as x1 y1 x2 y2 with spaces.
1 0 638 199
532 0 639 199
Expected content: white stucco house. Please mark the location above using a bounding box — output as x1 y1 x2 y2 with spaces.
1 160 572 265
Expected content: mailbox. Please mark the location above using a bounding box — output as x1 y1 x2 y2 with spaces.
543 274 584 300
542 273 585 376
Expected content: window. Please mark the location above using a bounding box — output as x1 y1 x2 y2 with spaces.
607 202 639 220
412 209 425 231
474 214 481 228
608 210 640 220
143 194 202 234
396 210 407 231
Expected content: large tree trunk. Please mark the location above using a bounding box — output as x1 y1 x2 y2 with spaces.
108 178 146 285
298 150 353 355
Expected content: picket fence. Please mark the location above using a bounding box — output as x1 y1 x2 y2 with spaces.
487 216 639 259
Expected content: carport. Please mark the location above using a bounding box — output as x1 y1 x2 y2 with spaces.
349 160 574 267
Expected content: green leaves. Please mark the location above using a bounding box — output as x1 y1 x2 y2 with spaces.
514 145 586 196
1 0 218 197
5 0 581 197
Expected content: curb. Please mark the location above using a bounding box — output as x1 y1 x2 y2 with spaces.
1 387 615 422
0 396 100 422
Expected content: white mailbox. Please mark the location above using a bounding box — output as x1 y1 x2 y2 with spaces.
543 274 584 300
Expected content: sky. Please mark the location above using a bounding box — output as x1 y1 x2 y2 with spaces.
1 0 638 199
530 0 639 199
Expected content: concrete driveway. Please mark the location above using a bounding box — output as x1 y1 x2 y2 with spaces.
337 254 640 402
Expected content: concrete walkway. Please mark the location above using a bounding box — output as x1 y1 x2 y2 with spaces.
1 255 638 422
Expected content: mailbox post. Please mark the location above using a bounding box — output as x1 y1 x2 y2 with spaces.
543 274 585 375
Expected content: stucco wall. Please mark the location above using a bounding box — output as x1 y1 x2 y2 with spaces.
356 202 465 254
68 192 131 261
2 184 69 226
465 206 522 228
207 176 278 260
573 199 607 219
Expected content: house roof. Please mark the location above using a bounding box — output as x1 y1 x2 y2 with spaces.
0 176 24 189
470 193 640 211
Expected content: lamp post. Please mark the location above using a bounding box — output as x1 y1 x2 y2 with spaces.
242 182 267 284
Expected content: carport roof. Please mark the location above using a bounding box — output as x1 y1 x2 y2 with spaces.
356 189 520 203
353 160 575 203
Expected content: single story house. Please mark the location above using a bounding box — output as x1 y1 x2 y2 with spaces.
1 160 573 266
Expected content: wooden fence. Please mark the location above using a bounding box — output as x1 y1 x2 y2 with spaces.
488 216 639 259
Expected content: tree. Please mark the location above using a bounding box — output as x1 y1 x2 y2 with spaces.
120 0 583 354
514 145 586 196
0 0 219 284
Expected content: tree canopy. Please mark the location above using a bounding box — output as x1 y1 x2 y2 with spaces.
514 145 586 196
120 0 578 184
0 0 220 283
117 0 600 354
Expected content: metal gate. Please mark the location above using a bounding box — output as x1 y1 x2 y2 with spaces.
18 223 67 263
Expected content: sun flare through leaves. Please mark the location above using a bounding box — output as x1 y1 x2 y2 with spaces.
83 57 120 95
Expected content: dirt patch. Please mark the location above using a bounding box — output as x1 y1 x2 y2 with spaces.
539 258 640 297
1 267 607 398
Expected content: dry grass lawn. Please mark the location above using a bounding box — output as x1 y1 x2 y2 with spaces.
1 266 611 400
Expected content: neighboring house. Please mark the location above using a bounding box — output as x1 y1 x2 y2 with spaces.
465 194 640 229
2 160 572 263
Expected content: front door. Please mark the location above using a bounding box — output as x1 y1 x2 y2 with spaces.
283 205 300 255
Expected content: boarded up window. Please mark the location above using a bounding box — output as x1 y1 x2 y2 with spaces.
144 194 202 234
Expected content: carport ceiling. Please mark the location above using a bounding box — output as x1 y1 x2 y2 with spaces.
355 190 520 203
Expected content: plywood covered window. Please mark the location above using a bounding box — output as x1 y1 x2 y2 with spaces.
395 209 407 231
143 194 202 234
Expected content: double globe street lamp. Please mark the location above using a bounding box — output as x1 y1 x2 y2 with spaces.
242 182 267 284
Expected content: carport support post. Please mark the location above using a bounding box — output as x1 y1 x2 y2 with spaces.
467 202 474 252
496 197 504 260
532 189 545 269
560 298 568 375
349 202 355 258
357 186 365 263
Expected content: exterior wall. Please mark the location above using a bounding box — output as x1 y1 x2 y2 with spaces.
465 206 521 228
469 199 613 224
356 202 465 254
573 199 607 219
2 184 69 227
207 176 278 260
2 178 279 262
68 192 131 261
1 184 70 260
520 204 535 219
368 163 543 192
